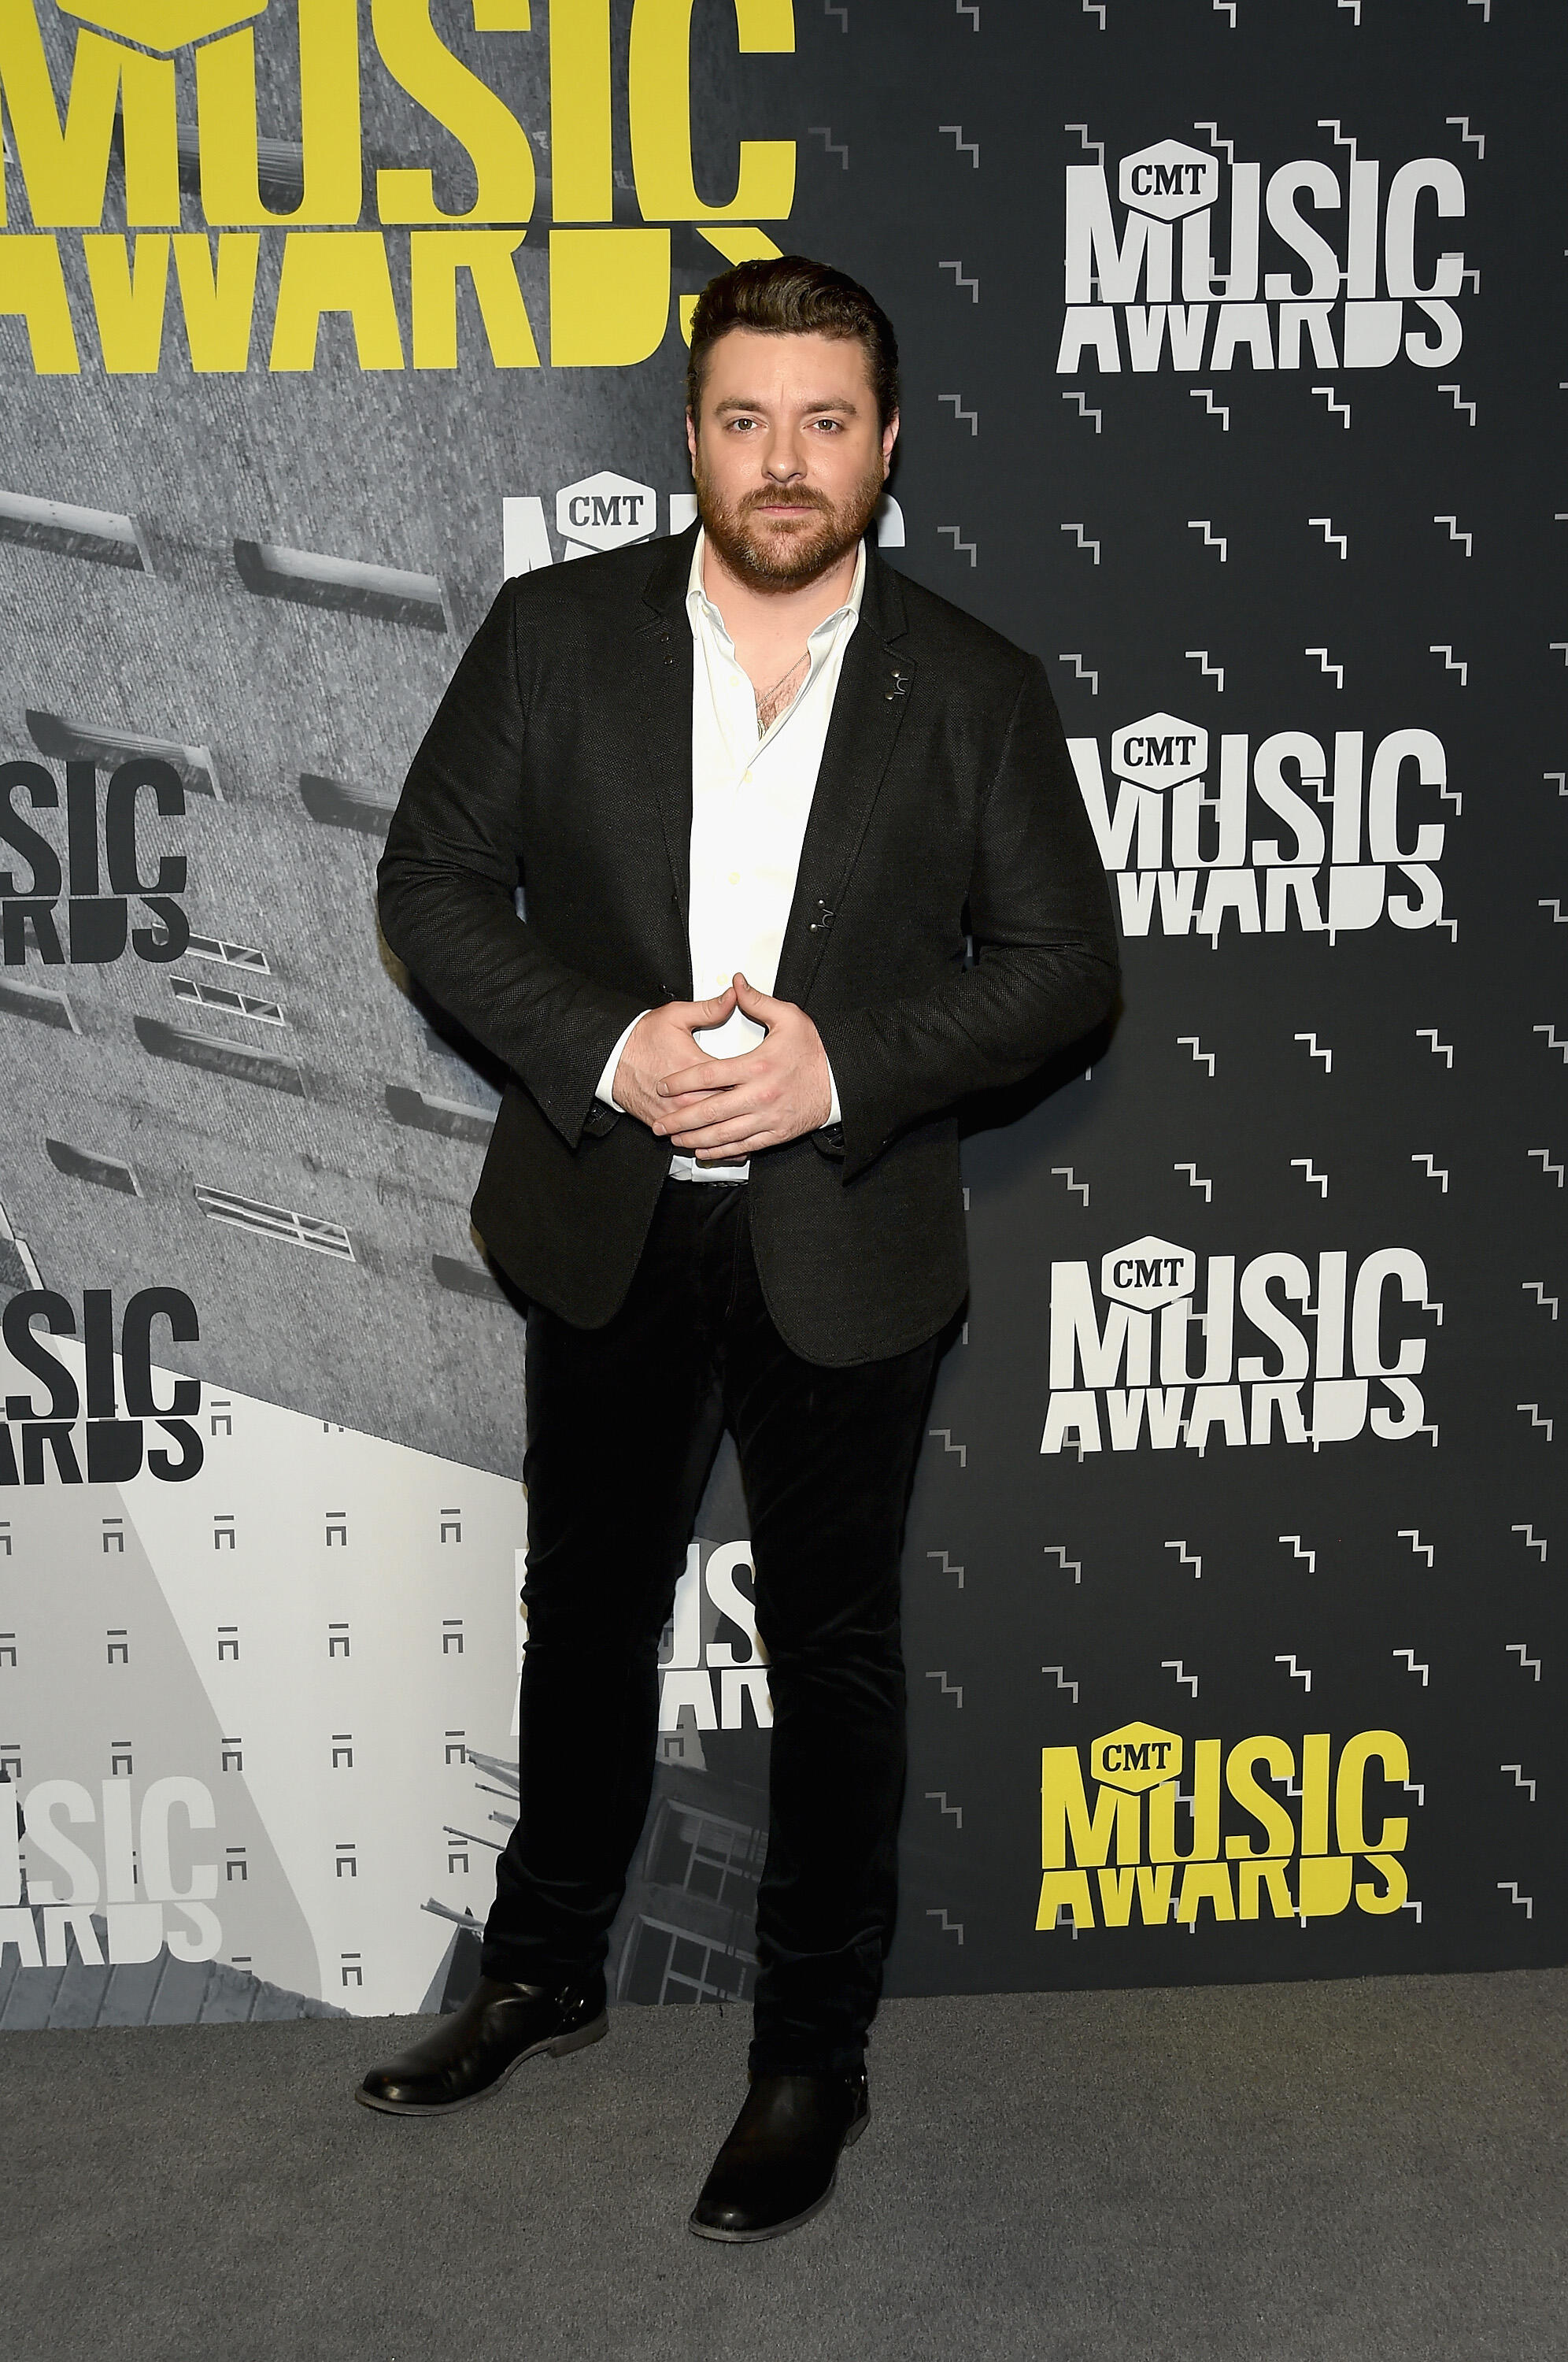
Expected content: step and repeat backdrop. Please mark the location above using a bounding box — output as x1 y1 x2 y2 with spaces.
0 0 1561 2030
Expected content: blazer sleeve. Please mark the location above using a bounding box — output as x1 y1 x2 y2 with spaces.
376 586 648 1149
814 656 1119 1182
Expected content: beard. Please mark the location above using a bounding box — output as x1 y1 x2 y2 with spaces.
693 450 886 590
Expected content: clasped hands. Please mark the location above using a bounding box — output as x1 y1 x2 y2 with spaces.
612 974 832 1163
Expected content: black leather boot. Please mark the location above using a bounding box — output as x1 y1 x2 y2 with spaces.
355 1974 608 2115
689 2069 870 2242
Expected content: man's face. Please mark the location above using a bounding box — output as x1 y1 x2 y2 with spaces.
686 328 898 590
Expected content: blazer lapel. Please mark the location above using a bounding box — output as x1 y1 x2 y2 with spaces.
630 527 699 969
773 546 914 1008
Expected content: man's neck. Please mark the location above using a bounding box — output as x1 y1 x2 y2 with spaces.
698 534 859 654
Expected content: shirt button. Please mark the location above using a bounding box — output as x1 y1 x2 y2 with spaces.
727 872 740 886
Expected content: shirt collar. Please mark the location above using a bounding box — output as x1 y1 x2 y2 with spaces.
687 526 867 648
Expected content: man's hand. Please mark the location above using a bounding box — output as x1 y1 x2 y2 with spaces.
653 973 832 1161
612 987 738 1128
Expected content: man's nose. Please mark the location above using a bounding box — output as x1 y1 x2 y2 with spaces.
761 435 806 479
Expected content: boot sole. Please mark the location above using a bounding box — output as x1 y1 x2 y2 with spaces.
687 2105 869 2243
353 2011 608 2116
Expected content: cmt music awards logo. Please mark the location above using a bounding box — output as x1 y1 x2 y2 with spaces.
2 1287 205 1486
1058 133 1467 376
1070 717 1450 942
0 0 797 377
1041 1238 1437 1457
2 1773 222 1968
1037 1723 1413 1934
3 755 191 966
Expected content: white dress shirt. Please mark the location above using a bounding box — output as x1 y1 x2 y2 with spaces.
594 528 860 1180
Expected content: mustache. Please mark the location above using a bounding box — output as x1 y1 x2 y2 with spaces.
739 488 830 514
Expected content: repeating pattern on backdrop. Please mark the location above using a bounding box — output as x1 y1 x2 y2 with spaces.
0 2 1560 2020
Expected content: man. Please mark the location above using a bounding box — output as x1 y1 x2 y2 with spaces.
363 257 1119 2242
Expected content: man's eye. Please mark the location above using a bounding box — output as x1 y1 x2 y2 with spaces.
811 418 843 431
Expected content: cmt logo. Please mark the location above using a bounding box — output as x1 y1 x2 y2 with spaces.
1093 1723 1182 1789
1041 1237 1438 1456
1119 142 1220 218
1101 1238 1196 1312
505 472 671 576
62 2 261 41
1109 716 1207 789
1060 131 1466 377
555 472 659 556
1037 1725 1415 1933
1070 716 1450 942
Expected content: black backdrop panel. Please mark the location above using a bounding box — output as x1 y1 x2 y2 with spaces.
780 0 1566 1993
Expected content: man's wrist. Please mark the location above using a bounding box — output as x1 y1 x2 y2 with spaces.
595 1013 648 1113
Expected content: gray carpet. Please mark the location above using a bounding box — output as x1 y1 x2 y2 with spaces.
5 1970 1565 2362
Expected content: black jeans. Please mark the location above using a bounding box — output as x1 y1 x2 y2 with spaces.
481 1179 940 2075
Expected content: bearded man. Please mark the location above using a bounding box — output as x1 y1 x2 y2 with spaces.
364 257 1119 2241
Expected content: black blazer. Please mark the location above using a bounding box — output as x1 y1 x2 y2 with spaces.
377 525 1119 1365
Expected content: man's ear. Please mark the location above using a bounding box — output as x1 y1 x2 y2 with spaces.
882 411 900 473
686 409 698 467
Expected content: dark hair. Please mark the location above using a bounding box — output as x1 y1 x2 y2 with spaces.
685 255 900 431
